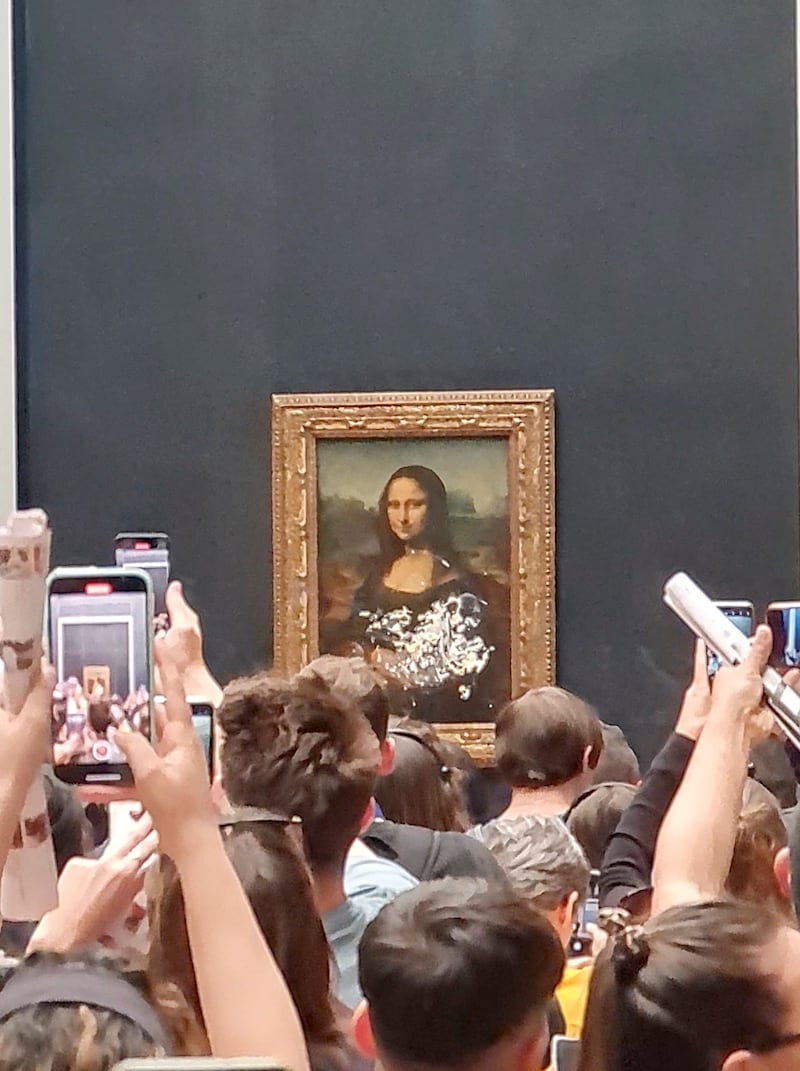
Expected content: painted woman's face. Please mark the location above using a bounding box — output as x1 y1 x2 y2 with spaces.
386 477 428 542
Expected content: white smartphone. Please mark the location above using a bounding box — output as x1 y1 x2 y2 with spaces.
550 1035 581 1071
706 601 754 678
46 566 154 786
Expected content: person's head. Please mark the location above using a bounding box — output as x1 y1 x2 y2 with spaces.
728 778 793 920
43 769 92 873
354 878 565 1071
150 816 342 1056
0 950 204 1069
495 687 603 797
579 900 800 1071
438 737 512 825
592 724 641 786
749 737 798 810
298 654 393 773
377 465 458 566
218 671 380 877
88 700 112 736
471 815 590 947
375 719 469 833
566 782 637 870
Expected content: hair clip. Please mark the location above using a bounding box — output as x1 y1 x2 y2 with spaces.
612 925 651 983
217 807 301 828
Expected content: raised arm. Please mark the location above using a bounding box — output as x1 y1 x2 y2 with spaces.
117 643 309 1071
599 641 709 909
0 664 53 873
651 625 773 915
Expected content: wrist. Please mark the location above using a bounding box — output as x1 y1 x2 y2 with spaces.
27 909 79 955
168 815 220 871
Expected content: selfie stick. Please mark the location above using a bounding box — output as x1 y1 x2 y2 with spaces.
663 572 800 753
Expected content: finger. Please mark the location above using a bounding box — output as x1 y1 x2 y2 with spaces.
104 810 155 860
693 640 710 693
124 829 160 871
744 625 772 674
154 638 190 726
164 581 197 628
153 698 168 742
784 668 800 691
116 729 160 781
75 784 138 805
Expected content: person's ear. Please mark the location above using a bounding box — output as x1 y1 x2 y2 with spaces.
351 1000 377 1058
379 737 395 776
721 1050 759 1070
774 845 791 900
582 744 595 774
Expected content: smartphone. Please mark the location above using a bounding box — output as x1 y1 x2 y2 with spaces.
706 601 754 678
188 697 215 776
569 868 599 957
767 602 800 669
114 533 170 620
550 1036 581 1071
46 567 154 785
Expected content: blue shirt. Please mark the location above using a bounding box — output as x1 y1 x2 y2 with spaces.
322 846 417 1009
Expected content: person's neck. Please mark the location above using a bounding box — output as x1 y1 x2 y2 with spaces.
502 781 584 818
311 869 347 917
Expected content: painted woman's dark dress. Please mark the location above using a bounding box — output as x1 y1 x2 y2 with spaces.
323 562 509 724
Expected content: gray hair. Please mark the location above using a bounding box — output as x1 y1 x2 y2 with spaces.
470 814 590 910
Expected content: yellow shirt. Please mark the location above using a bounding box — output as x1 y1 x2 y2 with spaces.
556 960 594 1037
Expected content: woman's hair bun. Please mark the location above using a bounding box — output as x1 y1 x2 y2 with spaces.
612 925 651 983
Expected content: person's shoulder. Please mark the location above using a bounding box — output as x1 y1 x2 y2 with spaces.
365 819 507 884
344 838 418 904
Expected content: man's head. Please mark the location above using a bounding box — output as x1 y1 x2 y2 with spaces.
471 815 590 947
218 671 380 876
591 723 641 785
354 878 564 1071
566 781 637 870
495 687 603 796
297 654 393 774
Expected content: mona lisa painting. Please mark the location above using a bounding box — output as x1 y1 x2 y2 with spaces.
271 391 555 760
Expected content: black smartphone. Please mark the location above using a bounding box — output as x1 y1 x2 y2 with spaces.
46 567 154 785
767 602 800 669
707 601 754 678
550 1036 581 1071
188 697 215 777
114 532 170 621
569 868 599 957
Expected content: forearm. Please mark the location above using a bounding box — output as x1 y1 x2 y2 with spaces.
651 713 750 914
599 733 694 907
0 767 39 875
175 825 309 1070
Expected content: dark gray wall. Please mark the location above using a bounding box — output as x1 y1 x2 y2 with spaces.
15 1 799 762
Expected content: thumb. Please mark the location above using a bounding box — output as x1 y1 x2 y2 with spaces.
116 730 159 782
744 624 772 675
165 581 195 627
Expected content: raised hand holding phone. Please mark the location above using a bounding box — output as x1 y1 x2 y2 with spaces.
116 642 310 1068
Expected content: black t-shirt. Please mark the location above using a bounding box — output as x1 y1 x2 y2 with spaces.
361 819 507 884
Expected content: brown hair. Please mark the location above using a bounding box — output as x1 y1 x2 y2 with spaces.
578 901 789 1071
495 686 603 789
149 821 345 1061
218 671 380 873
375 718 469 832
297 655 390 742
360 878 564 1067
566 782 637 870
0 951 205 1069
727 779 791 919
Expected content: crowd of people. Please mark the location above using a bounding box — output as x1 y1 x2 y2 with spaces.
0 580 800 1070
52 680 150 765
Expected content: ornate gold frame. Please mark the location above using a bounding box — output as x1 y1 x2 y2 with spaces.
271 390 555 762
